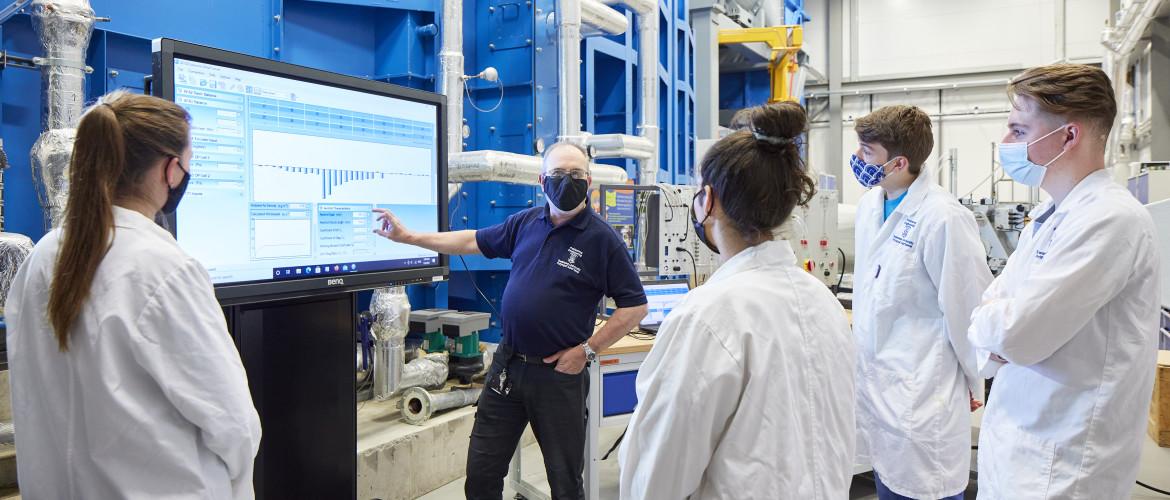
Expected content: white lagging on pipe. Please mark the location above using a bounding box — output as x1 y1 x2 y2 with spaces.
586 133 654 161
598 0 659 185
449 150 629 186
557 0 585 146
581 0 628 36
440 0 464 202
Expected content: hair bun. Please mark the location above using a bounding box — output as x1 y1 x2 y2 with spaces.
728 101 806 141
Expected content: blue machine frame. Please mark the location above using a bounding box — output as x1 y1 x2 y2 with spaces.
1 0 805 341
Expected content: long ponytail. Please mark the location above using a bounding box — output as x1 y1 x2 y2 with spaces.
47 91 190 351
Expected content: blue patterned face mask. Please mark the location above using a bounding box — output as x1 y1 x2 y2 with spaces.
850 154 896 188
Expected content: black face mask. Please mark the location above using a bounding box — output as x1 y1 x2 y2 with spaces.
542 174 588 211
161 160 190 214
691 190 719 254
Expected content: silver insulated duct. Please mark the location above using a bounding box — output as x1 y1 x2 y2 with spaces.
29 0 96 229
370 287 412 400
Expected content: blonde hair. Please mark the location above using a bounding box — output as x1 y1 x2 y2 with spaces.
1008 64 1117 139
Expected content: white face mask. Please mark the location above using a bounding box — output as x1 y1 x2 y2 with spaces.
997 124 1069 187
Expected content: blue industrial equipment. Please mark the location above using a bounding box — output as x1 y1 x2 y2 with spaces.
0 0 697 341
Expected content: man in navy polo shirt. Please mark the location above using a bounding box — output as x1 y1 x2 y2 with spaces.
373 142 648 499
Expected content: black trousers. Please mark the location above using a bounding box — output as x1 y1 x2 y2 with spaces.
465 346 589 500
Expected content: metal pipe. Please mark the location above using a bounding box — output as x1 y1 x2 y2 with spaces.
804 78 1012 99
636 7 659 184
400 386 483 425
0 138 8 231
1102 0 1164 56
763 0 783 26
370 286 411 400
439 0 463 158
586 133 654 160
29 0 96 229
400 352 449 391
439 0 465 203
599 0 652 15
581 0 627 36
373 336 405 400
557 0 584 143
448 150 629 186
1 233 34 315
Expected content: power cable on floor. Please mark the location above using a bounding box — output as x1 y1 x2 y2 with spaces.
1137 480 1170 497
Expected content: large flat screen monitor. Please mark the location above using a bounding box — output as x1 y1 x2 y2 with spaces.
151 39 448 304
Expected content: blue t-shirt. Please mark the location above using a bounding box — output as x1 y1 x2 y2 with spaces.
883 190 909 221
475 206 648 356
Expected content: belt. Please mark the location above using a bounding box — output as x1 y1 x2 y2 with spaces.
511 351 552 365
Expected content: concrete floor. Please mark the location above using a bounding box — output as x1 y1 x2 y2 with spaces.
420 428 1170 500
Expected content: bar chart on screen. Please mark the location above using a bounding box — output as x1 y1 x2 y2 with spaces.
250 130 434 205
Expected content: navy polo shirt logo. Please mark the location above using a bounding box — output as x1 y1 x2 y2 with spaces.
558 246 584 274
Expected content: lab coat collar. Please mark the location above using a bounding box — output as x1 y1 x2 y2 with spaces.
112 206 178 244
705 239 797 286
883 168 934 219
863 169 934 257
1030 168 1112 217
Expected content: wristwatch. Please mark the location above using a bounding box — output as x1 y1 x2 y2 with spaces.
581 341 598 362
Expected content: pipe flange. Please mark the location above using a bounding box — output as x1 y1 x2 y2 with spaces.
401 386 434 425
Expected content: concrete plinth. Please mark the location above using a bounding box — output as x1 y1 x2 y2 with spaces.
357 392 533 500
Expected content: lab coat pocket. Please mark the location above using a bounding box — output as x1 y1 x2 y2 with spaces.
980 421 1055 499
869 366 928 436
869 252 918 348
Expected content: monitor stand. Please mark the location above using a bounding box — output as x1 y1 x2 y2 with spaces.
226 292 356 499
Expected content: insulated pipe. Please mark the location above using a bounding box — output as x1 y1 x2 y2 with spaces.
599 0 653 15
439 0 464 203
401 386 483 425
439 0 463 157
400 352 450 391
29 0 95 228
596 0 659 183
370 287 411 400
557 0 584 143
586 133 654 160
636 6 660 185
581 0 628 36
448 150 629 186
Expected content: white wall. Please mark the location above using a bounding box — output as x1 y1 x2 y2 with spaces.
802 0 1109 83
800 0 1109 204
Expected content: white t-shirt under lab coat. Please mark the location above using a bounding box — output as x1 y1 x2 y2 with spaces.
5 206 262 499
618 240 856 500
969 170 1161 500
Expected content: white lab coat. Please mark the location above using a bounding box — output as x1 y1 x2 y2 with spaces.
618 240 856 500
969 170 1160 500
852 171 991 498
5 206 262 499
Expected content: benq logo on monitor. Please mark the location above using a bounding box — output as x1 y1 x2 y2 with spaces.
327 278 345 286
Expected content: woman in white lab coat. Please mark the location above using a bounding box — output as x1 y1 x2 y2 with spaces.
618 102 856 499
5 91 261 499
968 64 1160 500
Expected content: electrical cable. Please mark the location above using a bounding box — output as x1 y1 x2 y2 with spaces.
465 78 504 113
457 254 501 318
1137 480 1170 497
601 426 627 460
836 247 847 291
676 247 698 282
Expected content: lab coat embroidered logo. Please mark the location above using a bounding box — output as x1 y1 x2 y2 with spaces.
558 247 584 274
893 218 917 249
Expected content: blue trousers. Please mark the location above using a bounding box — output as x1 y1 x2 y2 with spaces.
873 471 965 500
